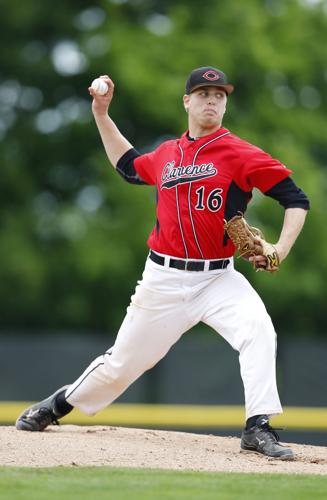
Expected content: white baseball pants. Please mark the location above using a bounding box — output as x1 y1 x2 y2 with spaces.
66 256 282 420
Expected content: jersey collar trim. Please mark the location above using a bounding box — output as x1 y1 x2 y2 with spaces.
181 127 229 145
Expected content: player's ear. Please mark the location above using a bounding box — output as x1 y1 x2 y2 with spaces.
183 94 190 113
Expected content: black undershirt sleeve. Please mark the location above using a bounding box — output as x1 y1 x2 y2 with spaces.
264 177 310 210
116 148 147 185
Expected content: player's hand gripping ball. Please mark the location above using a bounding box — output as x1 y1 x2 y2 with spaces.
91 78 109 95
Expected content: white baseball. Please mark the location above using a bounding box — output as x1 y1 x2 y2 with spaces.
91 78 109 95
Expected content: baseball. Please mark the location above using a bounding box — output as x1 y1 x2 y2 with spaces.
91 78 109 95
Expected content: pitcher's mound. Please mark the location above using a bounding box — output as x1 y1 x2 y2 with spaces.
1 425 326 474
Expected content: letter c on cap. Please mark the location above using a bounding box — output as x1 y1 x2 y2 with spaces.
202 71 220 81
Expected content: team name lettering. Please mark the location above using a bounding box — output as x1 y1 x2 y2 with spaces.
161 161 217 189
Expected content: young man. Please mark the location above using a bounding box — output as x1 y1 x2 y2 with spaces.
16 67 309 460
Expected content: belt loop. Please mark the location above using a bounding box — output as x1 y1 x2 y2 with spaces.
204 260 210 272
164 255 169 268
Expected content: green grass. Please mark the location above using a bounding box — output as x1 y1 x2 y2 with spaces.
0 467 326 500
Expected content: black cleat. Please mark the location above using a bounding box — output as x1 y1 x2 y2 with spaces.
241 415 294 460
16 386 70 432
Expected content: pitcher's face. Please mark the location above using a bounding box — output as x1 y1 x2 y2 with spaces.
183 86 227 132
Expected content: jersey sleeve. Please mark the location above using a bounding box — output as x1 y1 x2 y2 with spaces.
237 147 292 193
133 150 157 186
116 148 148 185
264 177 310 210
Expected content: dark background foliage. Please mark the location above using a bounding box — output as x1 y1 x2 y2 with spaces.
0 0 326 335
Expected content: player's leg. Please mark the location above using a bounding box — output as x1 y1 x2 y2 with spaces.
16 259 194 430
65 287 191 415
201 267 293 459
201 268 281 418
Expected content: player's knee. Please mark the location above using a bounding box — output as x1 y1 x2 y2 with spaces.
242 303 276 342
252 315 276 349
103 357 134 387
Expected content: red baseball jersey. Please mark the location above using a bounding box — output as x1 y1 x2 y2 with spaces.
134 127 292 259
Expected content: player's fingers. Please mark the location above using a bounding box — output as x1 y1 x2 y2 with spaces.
89 76 114 95
88 83 113 100
251 255 265 261
249 255 266 264
89 87 104 98
99 75 114 87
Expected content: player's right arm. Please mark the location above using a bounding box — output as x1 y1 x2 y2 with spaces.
89 75 134 167
89 75 156 186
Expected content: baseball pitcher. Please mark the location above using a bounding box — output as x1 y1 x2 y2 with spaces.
16 67 310 460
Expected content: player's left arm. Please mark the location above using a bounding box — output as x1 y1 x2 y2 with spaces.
273 207 308 262
250 176 310 267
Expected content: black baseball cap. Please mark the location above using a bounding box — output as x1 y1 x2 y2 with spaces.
185 66 234 95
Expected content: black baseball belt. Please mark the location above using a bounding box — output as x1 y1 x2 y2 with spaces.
149 250 230 272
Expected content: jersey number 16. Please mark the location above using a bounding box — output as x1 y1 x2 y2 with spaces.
195 187 223 212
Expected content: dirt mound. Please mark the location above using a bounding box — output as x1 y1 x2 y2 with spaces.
1 425 326 474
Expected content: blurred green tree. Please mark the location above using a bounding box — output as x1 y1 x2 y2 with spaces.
0 0 326 335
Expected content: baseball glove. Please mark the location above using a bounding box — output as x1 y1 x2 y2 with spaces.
224 215 280 272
